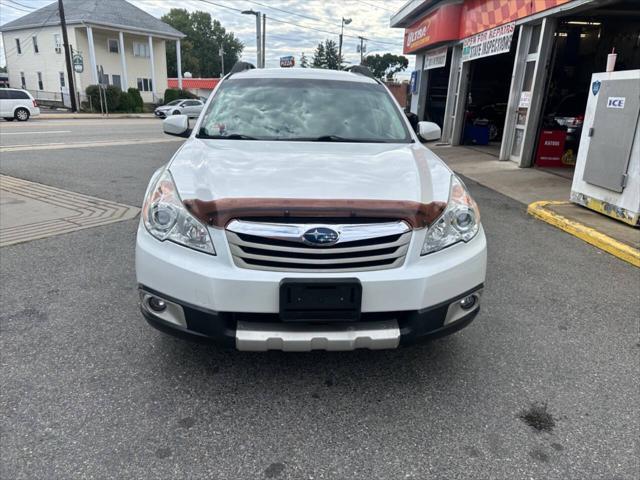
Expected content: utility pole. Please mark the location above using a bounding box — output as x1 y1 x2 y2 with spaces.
338 17 351 69
219 46 225 76
261 14 266 68
58 0 77 112
358 36 367 64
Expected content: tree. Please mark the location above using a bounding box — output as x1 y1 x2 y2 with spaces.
299 52 309 68
162 9 243 77
324 40 340 70
312 42 326 68
363 53 409 80
312 40 342 70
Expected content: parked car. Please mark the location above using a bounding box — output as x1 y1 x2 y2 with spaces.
137 66 487 351
465 102 508 141
154 99 204 119
544 92 588 153
0 88 40 121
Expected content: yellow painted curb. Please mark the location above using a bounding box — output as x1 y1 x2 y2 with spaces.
527 201 640 268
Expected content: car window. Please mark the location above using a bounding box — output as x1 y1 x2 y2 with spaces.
199 78 411 143
6 90 30 99
0 89 9 100
166 100 182 106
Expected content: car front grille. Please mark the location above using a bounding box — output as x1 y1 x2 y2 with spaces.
225 220 412 272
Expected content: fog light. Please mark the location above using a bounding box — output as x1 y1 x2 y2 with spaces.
148 297 167 312
459 295 477 310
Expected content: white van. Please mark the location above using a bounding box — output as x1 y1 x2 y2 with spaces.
0 88 40 121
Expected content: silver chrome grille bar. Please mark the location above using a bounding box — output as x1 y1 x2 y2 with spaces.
225 220 412 272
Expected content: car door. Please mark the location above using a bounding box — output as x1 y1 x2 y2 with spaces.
181 100 197 117
0 89 9 116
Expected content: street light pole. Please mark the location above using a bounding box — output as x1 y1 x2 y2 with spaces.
242 10 262 68
262 14 266 68
338 17 351 69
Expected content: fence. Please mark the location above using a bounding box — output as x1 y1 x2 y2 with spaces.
27 90 90 110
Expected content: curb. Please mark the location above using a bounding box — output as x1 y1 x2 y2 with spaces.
527 201 640 268
38 114 155 119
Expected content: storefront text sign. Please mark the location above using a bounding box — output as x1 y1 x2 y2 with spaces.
462 22 515 62
423 47 448 70
403 4 461 54
519 91 531 109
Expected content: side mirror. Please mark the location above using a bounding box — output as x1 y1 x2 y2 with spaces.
163 115 191 138
417 121 441 142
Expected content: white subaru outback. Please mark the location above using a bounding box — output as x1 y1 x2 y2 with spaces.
136 64 486 351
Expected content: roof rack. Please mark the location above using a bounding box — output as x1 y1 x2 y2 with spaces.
346 65 377 81
228 61 256 76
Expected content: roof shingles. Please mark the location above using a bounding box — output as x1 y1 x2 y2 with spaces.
0 0 184 38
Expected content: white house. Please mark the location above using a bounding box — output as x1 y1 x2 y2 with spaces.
0 0 186 104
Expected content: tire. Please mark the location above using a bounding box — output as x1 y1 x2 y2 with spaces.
172 110 181 115
4 117 15 121
15 108 30 122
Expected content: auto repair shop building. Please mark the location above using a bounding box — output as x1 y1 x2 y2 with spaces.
391 0 640 168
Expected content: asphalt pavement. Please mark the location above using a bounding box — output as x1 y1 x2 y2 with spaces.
1 119 638 479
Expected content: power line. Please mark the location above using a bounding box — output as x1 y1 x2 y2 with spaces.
2 1 32 13
6 0 36 10
352 0 396 13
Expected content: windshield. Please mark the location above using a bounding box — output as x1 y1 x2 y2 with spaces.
198 78 412 143
165 100 182 106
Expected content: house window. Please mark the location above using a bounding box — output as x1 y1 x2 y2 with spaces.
37 72 43 90
59 72 66 89
15 38 22 54
54 34 62 54
108 39 119 54
33 36 39 53
20 72 26 89
112 74 122 89
136 78 153 92
133 41 150 58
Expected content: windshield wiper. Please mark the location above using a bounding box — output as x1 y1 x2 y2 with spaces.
196 130 257 140
308 135 389 143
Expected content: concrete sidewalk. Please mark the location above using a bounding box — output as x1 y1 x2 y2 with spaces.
431 145 639 267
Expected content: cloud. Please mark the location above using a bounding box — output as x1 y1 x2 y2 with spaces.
0 0 414 77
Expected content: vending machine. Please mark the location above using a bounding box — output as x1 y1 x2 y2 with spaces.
570 70 640 226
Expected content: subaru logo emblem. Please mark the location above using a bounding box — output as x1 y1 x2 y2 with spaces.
302 227 339 246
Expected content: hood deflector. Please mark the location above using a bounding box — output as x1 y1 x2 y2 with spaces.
183 198 446 229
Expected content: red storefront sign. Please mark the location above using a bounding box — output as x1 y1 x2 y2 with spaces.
535 130 567 167
404 0 572 54
403 4 462 54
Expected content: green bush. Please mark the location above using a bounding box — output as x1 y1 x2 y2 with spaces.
84 85 144 113
104 85 122 111
128 88 143 112
85 85 101 112
163 88 197 104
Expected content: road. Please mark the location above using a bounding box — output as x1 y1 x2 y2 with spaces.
1 118 638 479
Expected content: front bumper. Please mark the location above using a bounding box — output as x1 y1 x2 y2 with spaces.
139 285 483 350
136 222 487 351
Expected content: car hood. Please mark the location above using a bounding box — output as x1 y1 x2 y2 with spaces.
169 139 453 205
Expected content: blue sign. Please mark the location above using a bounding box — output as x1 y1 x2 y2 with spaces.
592 80 601 96
410 71 418 94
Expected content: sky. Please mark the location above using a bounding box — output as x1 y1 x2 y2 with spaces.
0 0 414 78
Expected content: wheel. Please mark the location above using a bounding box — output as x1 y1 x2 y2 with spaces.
15 108 30 121
488 123 499 142
4 117 14 121
172 110 181 115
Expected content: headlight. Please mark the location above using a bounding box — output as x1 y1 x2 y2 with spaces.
142 169 216 255
421 175 480 255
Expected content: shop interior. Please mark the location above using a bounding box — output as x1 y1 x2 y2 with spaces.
423 53 451 129
535 0 640 177
459 42 517 157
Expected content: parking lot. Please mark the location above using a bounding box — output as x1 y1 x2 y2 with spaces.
1 118 638 479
